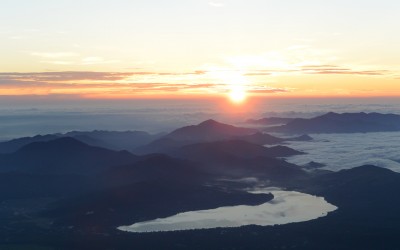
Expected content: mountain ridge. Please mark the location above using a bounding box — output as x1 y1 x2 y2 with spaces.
264 112 400 133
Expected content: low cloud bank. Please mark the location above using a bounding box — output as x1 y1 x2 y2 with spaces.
287 132 400 173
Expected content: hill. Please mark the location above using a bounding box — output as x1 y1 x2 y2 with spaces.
266 112 400 133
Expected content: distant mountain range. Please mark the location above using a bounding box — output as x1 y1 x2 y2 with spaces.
0 134 60 154
249 112 400 133
0 120 313 157
246 117 296 126
134 119 311 154
0 130 162 154
63 130 163 151
134 119 258 153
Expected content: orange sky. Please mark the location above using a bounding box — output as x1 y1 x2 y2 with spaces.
1 1 399 101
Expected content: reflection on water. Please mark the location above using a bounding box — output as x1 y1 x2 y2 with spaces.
118 188 337 233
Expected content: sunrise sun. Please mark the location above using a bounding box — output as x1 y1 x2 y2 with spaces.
229 86 247 104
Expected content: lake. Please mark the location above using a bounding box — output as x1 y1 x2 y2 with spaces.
118 188 337 233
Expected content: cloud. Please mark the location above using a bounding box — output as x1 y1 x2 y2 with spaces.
9 36 26 40
31 52 80 58
244 72 272 76
208 2 225 7
0 71 210 83
0 79 48 87
247 87 289 94
0 64 393 98
41 61 76 65
300 65 388 76
225 46 397 79
0 71 239 97
81 57 120 65
242 65 390 77
0 72 134 82
29 52 121 65
286 132 400 173
157 70 206 76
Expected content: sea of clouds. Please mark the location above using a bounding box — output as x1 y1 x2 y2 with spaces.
286 132 400 173
1 97 400 141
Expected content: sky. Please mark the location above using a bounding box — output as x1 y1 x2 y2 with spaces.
1 0 399 100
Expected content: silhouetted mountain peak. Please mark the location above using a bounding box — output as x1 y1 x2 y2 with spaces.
338 164 396 176
0 134 60 154
286 134 313 141
19 137 88 152
322 111 339 117
0 137 139 175
32 134 59 140
165 120 258 142
196 119 242 131
235 132 285 145
319 112 372 120
198 119 220 127
266 112 400 133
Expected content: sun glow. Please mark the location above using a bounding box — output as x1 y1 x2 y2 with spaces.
229 86 247 104
205 68 249 104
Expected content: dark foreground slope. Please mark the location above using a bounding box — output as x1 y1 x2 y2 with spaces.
0 137 279 248
45 181 273 232
170 140 305 180
2 165 399 250
0 137 138 175
2 116 400 250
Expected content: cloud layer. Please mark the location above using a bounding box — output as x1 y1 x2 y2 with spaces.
286 132 400 173
244 65 389 76
0 71 286 97
0 50 395 98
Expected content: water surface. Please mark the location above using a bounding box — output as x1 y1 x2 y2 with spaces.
118 188 337 233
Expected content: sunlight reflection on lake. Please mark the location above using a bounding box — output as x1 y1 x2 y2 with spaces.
118 188 337 233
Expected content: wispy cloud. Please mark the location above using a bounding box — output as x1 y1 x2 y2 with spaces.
247 87 288 94
29 52 120 66
243 65 390 77
0 70 286 97
208 2 225 8
31 52 80 58
0 72 134 82
81 57 120 65
41 61 76 65
1 62 391 97
9 36 26 40
298 65 388 75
